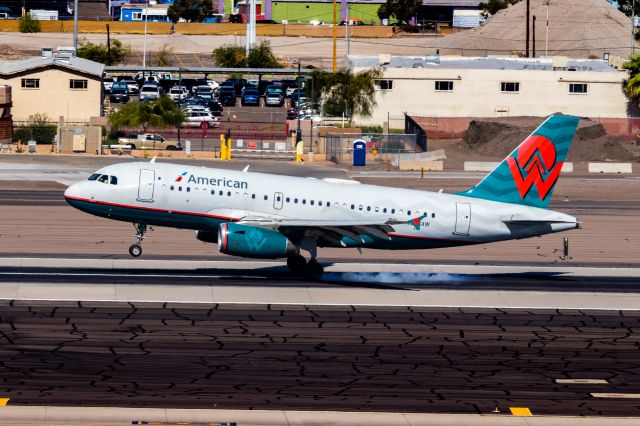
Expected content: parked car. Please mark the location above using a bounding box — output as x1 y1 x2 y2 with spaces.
193 85 213 97
117 133 182 151
168 86 189 101
109 82 129 103
264 85 284 107
181 96 223 116
219 88 237 106
241 88 260 106
223 78 247 96
102 76 115 94
139 84 161 101
182 110 219 128
117 76 140 94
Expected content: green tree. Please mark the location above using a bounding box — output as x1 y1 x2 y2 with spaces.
617 0 640 17
167 0 213 23
478 0 520 16
309 68 382 124
376 0 421 24
212 41 281 68
109 95 184 133
19 14 40 33
212 44 246 67
76 39 129 65
623 54 640 103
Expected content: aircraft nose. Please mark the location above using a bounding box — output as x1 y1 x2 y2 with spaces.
64 182 81 200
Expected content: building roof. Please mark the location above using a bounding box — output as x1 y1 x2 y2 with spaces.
347 55 620 73
0 55 105 77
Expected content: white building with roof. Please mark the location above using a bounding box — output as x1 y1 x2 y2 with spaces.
0 51 105 123
347 55 629 134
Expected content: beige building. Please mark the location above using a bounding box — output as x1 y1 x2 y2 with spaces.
348 55 629 132
0 53 104 123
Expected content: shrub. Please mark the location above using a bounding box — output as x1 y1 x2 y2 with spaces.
19 15 40 33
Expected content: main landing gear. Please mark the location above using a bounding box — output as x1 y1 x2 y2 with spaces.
286 238 324 281
128 223 147 258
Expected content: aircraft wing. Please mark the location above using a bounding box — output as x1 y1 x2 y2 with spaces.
237 217 403 244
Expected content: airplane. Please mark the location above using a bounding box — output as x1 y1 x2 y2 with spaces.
64 114 580 280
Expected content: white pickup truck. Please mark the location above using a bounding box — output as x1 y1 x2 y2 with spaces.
117 134 182 151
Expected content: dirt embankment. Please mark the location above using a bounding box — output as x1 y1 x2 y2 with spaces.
461 117 637 162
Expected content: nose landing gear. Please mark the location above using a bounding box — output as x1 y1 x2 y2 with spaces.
128 223 147 257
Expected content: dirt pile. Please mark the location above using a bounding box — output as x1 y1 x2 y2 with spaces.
431 0 633 58
461 116 635 162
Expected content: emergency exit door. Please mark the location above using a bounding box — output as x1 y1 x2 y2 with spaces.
454 202 471 235
137 169 156 202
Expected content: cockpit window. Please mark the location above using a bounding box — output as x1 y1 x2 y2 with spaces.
98 175 109 183
110 176 118 185
88 173 100 181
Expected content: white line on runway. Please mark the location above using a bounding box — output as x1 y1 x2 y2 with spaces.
0 272 264 279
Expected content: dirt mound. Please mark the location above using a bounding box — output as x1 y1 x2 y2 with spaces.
461 117 634 162
430 0 633 58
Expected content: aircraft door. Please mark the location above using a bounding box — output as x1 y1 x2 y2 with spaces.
273 192 283 210
137 169 156 202
454 202 471 235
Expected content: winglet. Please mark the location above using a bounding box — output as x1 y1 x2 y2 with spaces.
242 165 250 173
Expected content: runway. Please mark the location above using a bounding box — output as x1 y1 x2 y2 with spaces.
1 297 639 416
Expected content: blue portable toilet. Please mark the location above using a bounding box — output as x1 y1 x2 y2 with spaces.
352 139 366 167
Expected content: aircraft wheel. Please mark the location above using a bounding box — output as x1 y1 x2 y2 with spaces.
305 260 324 281
287 254 306 274
128 244 142 257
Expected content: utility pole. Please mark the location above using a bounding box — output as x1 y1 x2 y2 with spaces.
106 24 111 65
246 0 256 56
73 0 79 54
296 61 302 163
525 0 530 57
345 0 350 56
545 0 549 57
532 15 536 58
633 0 637 54
143 0 148 68
332 0 337 72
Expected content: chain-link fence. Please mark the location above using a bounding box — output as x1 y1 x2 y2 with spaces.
326 133 420 165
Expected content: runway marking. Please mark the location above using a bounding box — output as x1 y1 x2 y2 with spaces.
0 398 9 406
556 378 608 384
591 393 640 399
0 272 254 279
509 407 532 416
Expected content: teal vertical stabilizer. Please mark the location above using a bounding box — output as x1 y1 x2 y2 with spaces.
457 115 580 209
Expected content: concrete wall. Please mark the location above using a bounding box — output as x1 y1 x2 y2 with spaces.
60 126 103 155
1 68 102 123
352 65 629 126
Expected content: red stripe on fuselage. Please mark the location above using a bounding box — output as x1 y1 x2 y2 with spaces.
388 233 479 244
64 195 237 221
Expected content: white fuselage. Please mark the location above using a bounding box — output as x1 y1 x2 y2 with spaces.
64 162 579 251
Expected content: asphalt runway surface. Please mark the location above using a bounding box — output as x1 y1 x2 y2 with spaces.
1 297 639 416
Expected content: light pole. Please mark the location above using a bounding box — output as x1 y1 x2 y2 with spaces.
633 0 637 54
73 0 79 53
142 0 149 68
296 61 302 147
545 0 549 57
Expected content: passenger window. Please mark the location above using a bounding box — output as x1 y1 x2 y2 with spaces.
327 202 331 207
432 213 436 218
211 190 215 195
319 201 323 206
375 207 379 212
310 200 314 205
219 190 223 196
252 194 256 199
407 210 411 216
359 205 363 211
351 204 355 210
110 176 118 185
227 191 231 196
302 199 306 205
98 175 109 183
178 186 182 191
391 209 395 214
264 195 268 200
294 198 298 203
383 208 387 213
367 206 371 212
88 173 100 181
186 187 191 192
286 197 290 202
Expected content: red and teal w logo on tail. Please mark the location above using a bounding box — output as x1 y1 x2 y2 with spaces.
175 172 188 182
457 115 579 209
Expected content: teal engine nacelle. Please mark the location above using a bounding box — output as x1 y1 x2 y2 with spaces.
218 223 296 259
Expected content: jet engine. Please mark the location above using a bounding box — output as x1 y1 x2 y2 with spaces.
218 223 296 259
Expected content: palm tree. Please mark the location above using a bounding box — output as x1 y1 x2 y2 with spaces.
109 95 184 132
623 54 640 102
